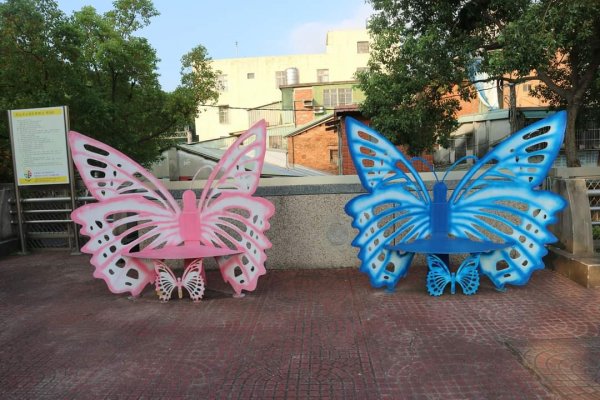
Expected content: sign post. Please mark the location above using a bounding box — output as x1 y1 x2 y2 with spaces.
8 106 79 253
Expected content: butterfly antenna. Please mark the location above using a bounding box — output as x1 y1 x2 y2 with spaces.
190 165 214 189
409 157 439 182
441 155 480 182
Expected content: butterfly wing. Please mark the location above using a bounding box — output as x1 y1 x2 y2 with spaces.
181 260 206 302
69 131 183 295
455 255 480 295
448 111 567 289
154 262 178 302
196 120 275 296
426 254 452 296
345 118 431 289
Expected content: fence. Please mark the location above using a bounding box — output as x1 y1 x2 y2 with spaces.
6 187 91 251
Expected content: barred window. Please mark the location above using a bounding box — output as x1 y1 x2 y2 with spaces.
329 148 339 164
275 71 286 87
217 75 228 92
323 88 353 108
357 41 370 53
317 69 329 83
219 106 229 124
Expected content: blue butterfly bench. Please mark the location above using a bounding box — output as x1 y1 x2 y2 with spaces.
344 112 567 296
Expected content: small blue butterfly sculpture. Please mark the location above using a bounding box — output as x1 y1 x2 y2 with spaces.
426 254 480 296
344 111 567 295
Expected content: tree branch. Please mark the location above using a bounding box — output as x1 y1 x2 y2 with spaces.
536 69 570 100
573 40 600 104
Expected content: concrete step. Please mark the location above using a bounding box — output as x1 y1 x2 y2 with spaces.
545 246 600 288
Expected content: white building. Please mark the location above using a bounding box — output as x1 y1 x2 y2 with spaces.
195 29 371 141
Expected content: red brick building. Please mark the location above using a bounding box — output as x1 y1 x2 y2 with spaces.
287 114 339 175
286 102 433 175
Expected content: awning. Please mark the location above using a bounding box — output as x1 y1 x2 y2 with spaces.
450 123 475 137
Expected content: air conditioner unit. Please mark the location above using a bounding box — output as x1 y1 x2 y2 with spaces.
303 99 314 108
313 106 325 114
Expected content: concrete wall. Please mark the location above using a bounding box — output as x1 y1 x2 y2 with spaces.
166 173 446 270
549 177 594 255
167 176 365 269
548 167 600 255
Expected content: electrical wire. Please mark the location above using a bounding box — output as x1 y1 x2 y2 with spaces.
198 82 523 112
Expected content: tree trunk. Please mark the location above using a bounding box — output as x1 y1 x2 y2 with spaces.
509 83 517 133
564 104 581 167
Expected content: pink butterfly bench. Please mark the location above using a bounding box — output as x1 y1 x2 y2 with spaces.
70 121 275 301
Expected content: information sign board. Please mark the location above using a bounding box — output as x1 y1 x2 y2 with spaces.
9 106 70 186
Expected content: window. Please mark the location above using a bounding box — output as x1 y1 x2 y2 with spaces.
247 72 255 79
275 71 286 87
269 135 284 149
329 148 339 164
217 74 228 92
356 67 368 74
357 41 370 54
317 69 329 83
323 88 353 108
219 106 229 124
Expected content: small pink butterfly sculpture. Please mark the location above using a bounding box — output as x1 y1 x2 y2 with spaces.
70 120 275 298
155 260 205 302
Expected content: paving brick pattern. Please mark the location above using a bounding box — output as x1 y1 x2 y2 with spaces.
508 338 600 400
0 252 599 399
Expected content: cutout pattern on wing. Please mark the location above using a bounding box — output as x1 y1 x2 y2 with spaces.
154 262 178 301
448 112 567 288
69 131 179 211
344 118 431 289
345 118 430 199
181 260 206 301
195 120 275 296
70 131 186 296
72 196 182 295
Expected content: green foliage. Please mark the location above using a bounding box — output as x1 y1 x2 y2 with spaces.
593 225 600 241
360 0 600 163
0 0 219 181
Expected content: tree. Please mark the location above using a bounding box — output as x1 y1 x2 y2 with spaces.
0 0 76 178
0 0 219 181
359 0 600 166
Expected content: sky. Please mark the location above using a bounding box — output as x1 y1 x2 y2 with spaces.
56 0 373 91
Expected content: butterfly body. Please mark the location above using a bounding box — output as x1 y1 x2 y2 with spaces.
430 182 450 235
176 278 184 299
179 190 203 243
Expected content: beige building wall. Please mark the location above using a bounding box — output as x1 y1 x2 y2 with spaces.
195 29 370 141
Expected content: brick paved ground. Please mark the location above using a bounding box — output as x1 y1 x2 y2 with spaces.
0 252 599 399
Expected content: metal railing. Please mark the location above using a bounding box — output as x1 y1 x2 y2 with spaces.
587 179 600 227
9 189 93 250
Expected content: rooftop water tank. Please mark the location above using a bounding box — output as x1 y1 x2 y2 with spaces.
285 67 299 85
